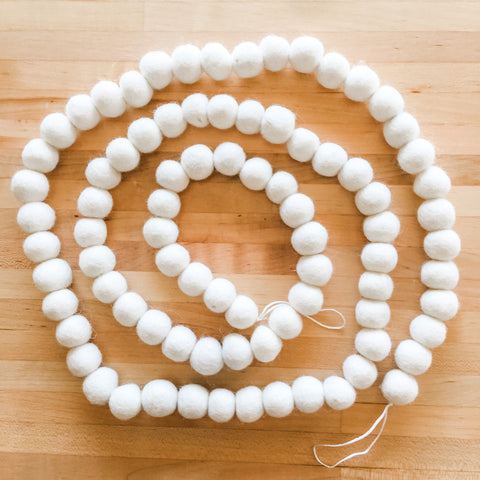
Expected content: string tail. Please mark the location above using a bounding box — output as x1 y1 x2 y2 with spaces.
313 404 392 468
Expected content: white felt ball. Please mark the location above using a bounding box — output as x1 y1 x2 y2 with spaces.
368 85 405 122
155 243 190 277
266 171 298 204
414 166 451 199
355 299 390 328
113 291 148 327
289 36 323 74
259 35 289 72
417 199 455 231
424 230 461 261
288 282 324 316
105 137 140 173
177 384 209 419
250 325 282 363
74 218 107 248
395 339 432 376
225 295 259 330
291 221 328 256
33 258 72 292
280 193 315 228
409 314 447 349
17 201 55 233
287 128 320 163
180 144 214 180
66 343 102 378
78 245 116 278
421 260 459 290
178 262 213 296
143 217 178 249
383 112 420 149
55 314 92 348
361 243 398 273
139 51 172 90
22 138 59 173
90 80 126 118
312 142 348 177
85 157 121 190
381 369 418 406
342 354 378 390
142 380 177 417
292 376 324 413
420 289 459 321
154 103 187 138
239 157 273 191
83 367 118 405
162 325 197 362
156 160 189 192
136 309 172 346
92 271 128 304
204 278 237 313
11 169 49 203
77 187 113 219
119 70 153 108
355 182 391 216
236 386 264 423
363 211 401 243
147 189 181 218
344 65 380 102
261 105 295 144
355 328 392 362
127 117 162 154
190 337 224 376
263 382 294 418
316 52 350 89
268 303 303 340
207 94 238 130
40 112 77 149
201 42 232 80
358 272 393 301
323 376 356 410
338 157 374 192
397 138 435 174
208 388 235 423
109 383 142 420
232 41 263 78
213 142 246 176
42 289 79 321
235 100 265 135
181 93 209 128
23 231 60 263
222 333 253 370
296 254 333 287
171 44 202 84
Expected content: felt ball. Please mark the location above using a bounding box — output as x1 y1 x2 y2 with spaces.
77 187 113 219
414 166 451 199
55 314 92 348
142 380 177 417
162 325 197 362
40 112 77 149
171 44 202 84
363 211 401 243
344 65 380 102
268 303 303 340
323 376 356 410
289 36 323 74
417 199 456 231
421 260 459 290
259 35 289 72
139 51 172 90
22 138 59 173
119 70 153 108
250 325 282 363
181 93 209 128
155 243 190 277
105 137 140 172
180 144 214 180
33 258 72 292
156 160 189 192
74 218 107 248
147 189 181 218
23 231 61 263
178 262 213 296
343 354 378 390
85 157 121 190
355 328 392 362
90 80 126 118
395 339 432 376
261 105 295 144
235 99 265 135
92 271 128 304
287 128 320 163
143 217 179 249
17 201 55 233
78 245 116 278
361 243 398 273
338 157 374 192
154 103 187 138
177 384 209 419
222 333 253 370
263 382 294 418
11 169 49 203
381 369 418 406
316 52 350 89
213 142 246 176
296 254 333 287
42 289 79 321
280 193 315 228
397 138 435 174
384 112 420 149
109 383 142 420
291 221 328 256
208 388 235 423
204 278 237 313
420 289 459 321
225 295 259 329
368 85 405 122
232 41 263 78
355 182 391 216
312 142 348 177
292 376 324 413
201 42 232 80
355 299 390 328
239 157 273 191
207 94 238 130
136 309 172 346
266 171 298 204
65 94 100 132
83 367 118 405
113 291 148 327
288 282 324 316
236 386 264 423
409 314 447 349
127 117 162 154
358 272 393 301
190 337 224 376
424 229 461 261
66 343 102 378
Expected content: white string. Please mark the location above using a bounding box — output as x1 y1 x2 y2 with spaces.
313 403 392 468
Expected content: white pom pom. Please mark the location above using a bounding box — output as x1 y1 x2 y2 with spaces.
17 201 55 233
420 289 459 321
222 333 253 370
316 52 349 89
147 189 181 218
288 282 323 316
410 314 447 349
259 35 289 72
344 65 379 102
65 94 101 131
127 117 161 154
178 262 213 296
397 138 435 174
312 142 348 177
355 328 391 361
323 376 356 410
261 105 295 144
287 128 320 163
201 42 232 80
113 291 148 327
360 243 398 273
204 278 236 313
355 182 391 216
424 230 461 261
418 199 455 231
280 193 315 228
23 231 60 263
358 272 393 301
56 314 92 348
139 51 172 90
77 187 113 218
142 380 177 417
181 93 209 128
85 157 121 190
268 304 303 340
136 309 172 346
338 157 374 192
162 325 196 362
33 258 72 292
207 94 238 130
155 243 190 277
74 218 107 247
421 260 459 290
395 339 432 376
263 382 294 418
381 369 418 405
156 160 189 192
289 36 323 74
292 376 324 413
190 337 224 376
266 171 298 204
90 80 126 118
42 289 78 321
106 137 140 173
171 44 202 84
363 211 400 243
178 384 209 419
119 70 153 107
154 103 187 138
92 271 127 304
250 325 282 363
213 142 246 176
232 41 263 78
22 138 59 173
208 388 235 423
83 367 118 405
180 144 214 180
296 254 333 287
236 386 264 423
343 354 378 390
239 157 273 191
109 383 142 420
40 113 77 149
143 217 179 248
225 295 259 329
235 100 265 135
79 245 116 278
368 86 404 122
355 299 390 328
66 343 102 377
384 112 420 149
291 221 328 255
414 166 451 199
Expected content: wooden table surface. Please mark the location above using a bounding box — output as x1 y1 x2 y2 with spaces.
1 1 479 479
